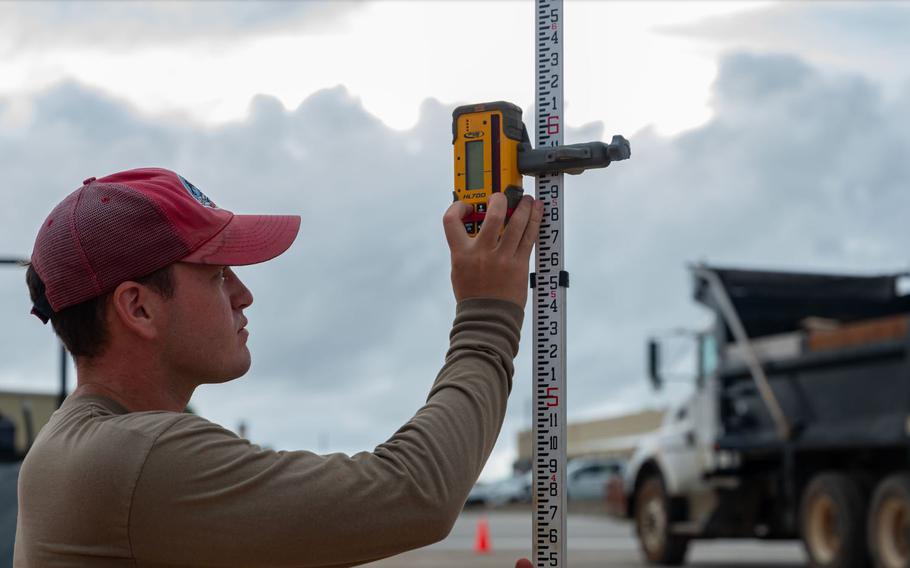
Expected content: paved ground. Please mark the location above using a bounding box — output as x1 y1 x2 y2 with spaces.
367 507 807 568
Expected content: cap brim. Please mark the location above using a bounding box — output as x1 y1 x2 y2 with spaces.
181 214 300 266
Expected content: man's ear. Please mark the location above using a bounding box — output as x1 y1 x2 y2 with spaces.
110 281 163 340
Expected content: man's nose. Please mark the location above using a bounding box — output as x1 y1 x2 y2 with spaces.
227 268 254 309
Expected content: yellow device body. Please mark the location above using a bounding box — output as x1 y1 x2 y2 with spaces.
452 101 526 236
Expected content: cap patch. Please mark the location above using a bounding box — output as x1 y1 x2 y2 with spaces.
178 175 217 208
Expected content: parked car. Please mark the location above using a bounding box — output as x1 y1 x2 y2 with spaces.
465 481 493 507
487 471 532 506
465 471 532 507
567 457 625 502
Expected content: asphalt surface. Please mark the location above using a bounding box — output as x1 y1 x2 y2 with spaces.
367 508 808 568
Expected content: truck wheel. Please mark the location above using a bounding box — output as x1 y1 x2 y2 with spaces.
800 473 870 568
868 474 910 568
635 476 689 565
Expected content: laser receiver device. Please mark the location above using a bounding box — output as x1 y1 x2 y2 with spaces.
452 100 630 237
452 101 527 236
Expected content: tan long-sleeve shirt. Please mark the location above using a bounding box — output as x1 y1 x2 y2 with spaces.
15 298 523 567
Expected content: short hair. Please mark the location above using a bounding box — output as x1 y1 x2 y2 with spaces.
26 264 175 359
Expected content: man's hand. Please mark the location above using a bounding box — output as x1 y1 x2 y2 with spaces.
443 193 543 308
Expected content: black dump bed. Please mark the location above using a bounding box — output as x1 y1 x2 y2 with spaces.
694 266 910 341
697 266 910 451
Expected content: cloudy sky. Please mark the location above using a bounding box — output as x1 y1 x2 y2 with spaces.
1 1 909 481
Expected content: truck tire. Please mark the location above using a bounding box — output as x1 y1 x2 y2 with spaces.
867 474 910 568
800 472 870 568
635 476 689 565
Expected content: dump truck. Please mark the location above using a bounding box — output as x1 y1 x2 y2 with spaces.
616 264 910 568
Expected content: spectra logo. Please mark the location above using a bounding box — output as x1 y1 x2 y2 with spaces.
178 175 217 208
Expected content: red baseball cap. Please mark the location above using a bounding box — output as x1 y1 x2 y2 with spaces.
30 167 300 317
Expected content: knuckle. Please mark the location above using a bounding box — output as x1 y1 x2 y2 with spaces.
445 201 470 219
443 207 459 223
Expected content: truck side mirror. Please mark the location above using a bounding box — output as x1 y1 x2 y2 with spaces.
647 339 662 390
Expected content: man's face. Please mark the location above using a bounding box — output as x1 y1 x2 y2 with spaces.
161 262 254 384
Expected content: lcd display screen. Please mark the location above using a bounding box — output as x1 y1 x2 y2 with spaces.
466 140 484 190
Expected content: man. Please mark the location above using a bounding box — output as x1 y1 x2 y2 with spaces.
16 167 542 566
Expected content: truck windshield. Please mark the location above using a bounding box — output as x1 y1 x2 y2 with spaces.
701 334 718 378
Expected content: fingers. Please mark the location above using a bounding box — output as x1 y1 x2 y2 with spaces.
476 192 507 248
515 559 534 568
446 191 540 260
442 200 473 251
498 194 533 254
515 199 544 260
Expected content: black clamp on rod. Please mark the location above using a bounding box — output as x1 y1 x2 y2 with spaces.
518 135 631 176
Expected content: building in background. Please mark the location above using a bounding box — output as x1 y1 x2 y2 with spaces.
514 409 665 473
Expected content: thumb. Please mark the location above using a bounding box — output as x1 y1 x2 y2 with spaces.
515 559 533 568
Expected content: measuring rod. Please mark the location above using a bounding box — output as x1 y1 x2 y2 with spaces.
450 3 629 565
532 1 568 564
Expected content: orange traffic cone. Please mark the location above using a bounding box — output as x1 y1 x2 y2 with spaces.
474 517 491 554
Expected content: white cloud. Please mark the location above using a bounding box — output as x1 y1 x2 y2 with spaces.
665 2 910 95
0 1 772 138
0 1 360 53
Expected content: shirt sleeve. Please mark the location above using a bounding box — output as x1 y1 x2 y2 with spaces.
128 298 524 567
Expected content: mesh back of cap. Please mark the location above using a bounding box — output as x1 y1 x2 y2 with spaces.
34 190 96 310
36 183 192 310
